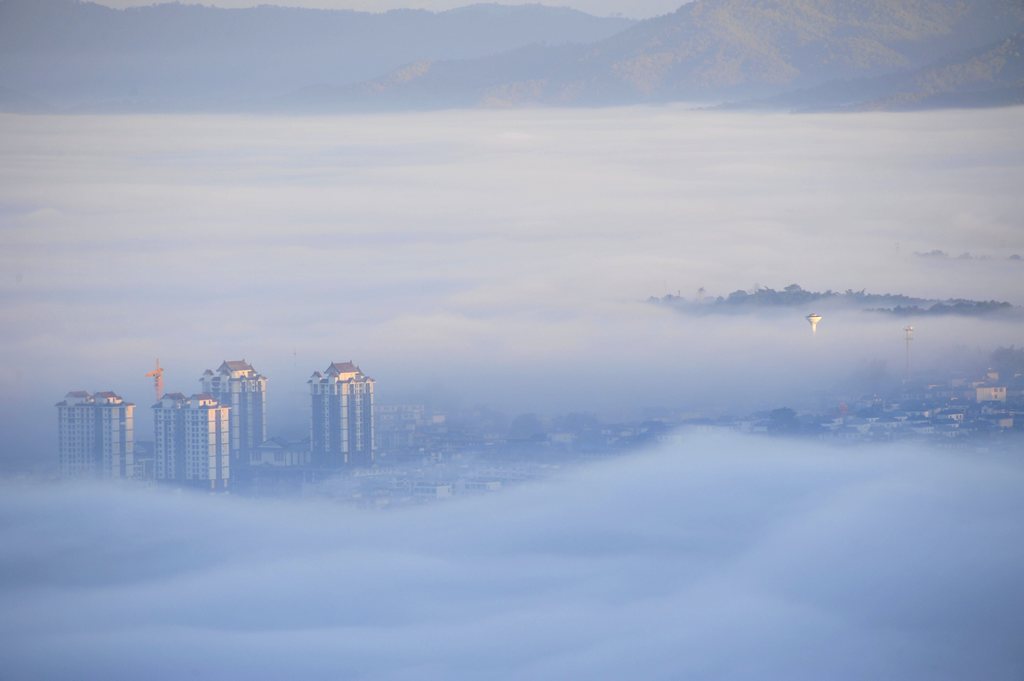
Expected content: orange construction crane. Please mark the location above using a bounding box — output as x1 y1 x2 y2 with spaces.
145 359 165 402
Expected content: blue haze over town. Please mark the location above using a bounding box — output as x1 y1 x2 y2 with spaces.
1 0 1024 678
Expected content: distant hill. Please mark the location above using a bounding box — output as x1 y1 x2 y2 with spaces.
651 284 1018 317
729 33 1024 111
323 0 1024 110
0 0 633 112
4 0 1022 113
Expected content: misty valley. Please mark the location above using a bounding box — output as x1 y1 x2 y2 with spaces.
1 0 1023 678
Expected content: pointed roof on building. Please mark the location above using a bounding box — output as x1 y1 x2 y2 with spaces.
326 361 360 376
219 360 254 373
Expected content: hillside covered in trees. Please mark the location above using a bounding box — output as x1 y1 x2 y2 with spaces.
651 284 1017 317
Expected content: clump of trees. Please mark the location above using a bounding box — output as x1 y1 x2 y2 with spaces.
651 283 1014 317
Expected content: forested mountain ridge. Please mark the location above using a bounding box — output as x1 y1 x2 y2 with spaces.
335 0 1024 109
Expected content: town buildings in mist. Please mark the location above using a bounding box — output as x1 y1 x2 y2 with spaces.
58 358 379 488
50 343 1024 502
3 103 1022 473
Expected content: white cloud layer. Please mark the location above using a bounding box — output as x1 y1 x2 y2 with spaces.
1 432 1023 679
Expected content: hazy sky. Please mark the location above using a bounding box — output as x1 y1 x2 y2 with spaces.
1 106 1023 467
91 0 684 18
3 432 1023 679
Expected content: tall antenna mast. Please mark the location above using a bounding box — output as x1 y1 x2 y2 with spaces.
903 326 914 380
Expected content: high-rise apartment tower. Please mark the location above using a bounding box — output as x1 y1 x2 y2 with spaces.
56 390 134 478
309 362 375 467
200 360 267 466
153 393 230 490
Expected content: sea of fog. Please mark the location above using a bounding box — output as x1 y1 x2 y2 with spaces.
1 106 1023 466
1 432 1023 680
